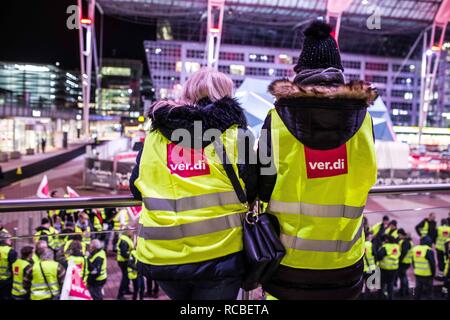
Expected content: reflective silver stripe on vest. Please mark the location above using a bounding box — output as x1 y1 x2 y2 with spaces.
280 225 363 253
138 213 243 240
268 200 364 219
143 191 242 212
31 282 59 288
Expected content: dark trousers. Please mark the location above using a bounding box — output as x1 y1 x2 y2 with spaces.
132 275 145 300
112 233 119 253
157 278 242 300
397 263 410 296
436 250 445 273
379 269 397 300
0 279 12 300
146 275 159 295
414 276 433 300
88 280 106 300
117 261 130 298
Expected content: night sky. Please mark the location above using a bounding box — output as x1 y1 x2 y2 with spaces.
0 0 156 75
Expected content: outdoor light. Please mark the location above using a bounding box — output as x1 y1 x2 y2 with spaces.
128 88 133 94
426 49 433 56
155 48 162 54
80 18 92 25
362 0 369 5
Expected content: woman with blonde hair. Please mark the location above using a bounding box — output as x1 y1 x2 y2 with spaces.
129 68 257 300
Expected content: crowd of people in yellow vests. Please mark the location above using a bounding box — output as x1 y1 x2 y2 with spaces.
362 212 450 300
0 206 449 300
0 203 159 300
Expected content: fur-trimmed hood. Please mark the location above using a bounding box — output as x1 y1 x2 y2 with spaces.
269 79 377 105
148 96 247 148
267 79 377 150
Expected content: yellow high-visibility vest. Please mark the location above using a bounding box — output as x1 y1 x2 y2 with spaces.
88 249 107 282
399 239 413 265
412 245 432 277
419 221 429 237
116 234 134 262
0 245 12 280
74 224 91 245
379 243 400 270
63 240 87 258
11 258 31 297
267 109 377 270
30 261 60 300
135 125 247 266
364 241 376 273
436 225 450 252
128 250 138 280
371 222 382 237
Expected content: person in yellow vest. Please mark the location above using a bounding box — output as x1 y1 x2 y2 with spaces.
385 220 399 243
66 240 88 283
23 248 65 300
0 233 18 300
257 20 377 300
436 219 450 277
362 232 376 298
63 234 87 258
443 240 450 299
412 236 435 300
32 240 48 264
112 208 129 254
87 239 107 300
397 229 413 297
371 216 390 253
128 249 144 300
11 246 34 300
33 218 59 251
415 212 437 242
116 230 134 299
129 68 257 300
75 212 92 246
377 235 400 300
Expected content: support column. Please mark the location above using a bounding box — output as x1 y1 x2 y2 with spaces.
78 0 96 139
205 0 225 69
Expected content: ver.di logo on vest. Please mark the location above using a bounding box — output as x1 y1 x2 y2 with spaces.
304 144 348 179
167 143 210 178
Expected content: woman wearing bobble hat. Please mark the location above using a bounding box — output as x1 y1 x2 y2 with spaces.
258 20 378 299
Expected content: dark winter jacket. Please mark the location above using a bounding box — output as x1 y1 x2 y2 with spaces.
399 237 413 266
129 96 257 281
260 74 377 300
87 249 106 285
415 218 437 243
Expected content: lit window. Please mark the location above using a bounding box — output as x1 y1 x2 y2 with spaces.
230 65 245 75
176 61 182 72
278 54 292 64
185 62 200 73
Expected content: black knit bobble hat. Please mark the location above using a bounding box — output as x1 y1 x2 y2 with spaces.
294 20 344 73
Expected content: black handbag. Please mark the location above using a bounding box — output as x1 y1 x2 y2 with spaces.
214 141 286 291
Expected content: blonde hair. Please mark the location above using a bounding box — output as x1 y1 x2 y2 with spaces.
182 67 233 104
149 68 233 115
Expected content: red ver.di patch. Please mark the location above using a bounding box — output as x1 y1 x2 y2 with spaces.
304 144 348 179
167 143 210 178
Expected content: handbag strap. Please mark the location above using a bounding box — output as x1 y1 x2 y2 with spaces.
213 140 247 204
39 261 55 299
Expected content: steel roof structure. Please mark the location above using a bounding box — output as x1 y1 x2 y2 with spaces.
97 0 449 57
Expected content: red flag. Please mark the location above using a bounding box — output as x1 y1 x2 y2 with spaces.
66 186 80 198
60 261 92 300
127 206 142 221
36 175 50 198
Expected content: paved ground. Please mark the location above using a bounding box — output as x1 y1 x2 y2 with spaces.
0 154 449 299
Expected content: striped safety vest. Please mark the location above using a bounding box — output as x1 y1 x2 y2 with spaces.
412 245 432 277
88 249 107 282
399 239 413 265
379 243 400 270
30 261 60 300
127 250 138 280
267 109 377 270
364 240 376 273
436 225 450 252
135 125 247 266
0 245 12 280
116 234 134 262
12 259 31 297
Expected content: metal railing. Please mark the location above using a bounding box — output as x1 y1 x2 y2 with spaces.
0 183 449 213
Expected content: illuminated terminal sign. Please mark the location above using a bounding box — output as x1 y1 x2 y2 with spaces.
101 66 131 77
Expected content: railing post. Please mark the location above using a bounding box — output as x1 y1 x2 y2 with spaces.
28 216 33 244
13 227 18 250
